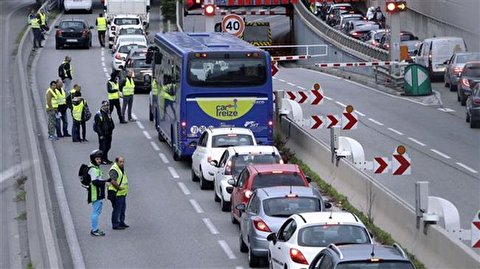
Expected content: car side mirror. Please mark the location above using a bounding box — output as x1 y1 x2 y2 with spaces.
209 160 218 167
54 25 59 29
266 233 277 244
189 141 197 148
226 186 233 194
443 60 449 65
324 201 332 209
306 176 312 183
235 203 246 212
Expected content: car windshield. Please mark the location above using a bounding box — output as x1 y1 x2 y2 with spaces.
114 18 140 26
336 261 415 269
298 225 371 247
60 21 84 30
231 154 281 176
251 173 305 190
118 37 145 44
132 58 150 68
457 53 480 63
263 197 321 217
212 134 254 148
463 65 480 76
118 44 146 54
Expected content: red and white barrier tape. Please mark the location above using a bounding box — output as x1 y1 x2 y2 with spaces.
316 61 408 68
272 55 311 61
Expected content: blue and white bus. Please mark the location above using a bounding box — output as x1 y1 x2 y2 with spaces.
149 32 274 161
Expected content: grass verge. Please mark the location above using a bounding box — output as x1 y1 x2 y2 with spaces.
15 211 27 221
274 135 426 269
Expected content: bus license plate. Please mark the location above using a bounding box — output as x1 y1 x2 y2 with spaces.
66 39 77 42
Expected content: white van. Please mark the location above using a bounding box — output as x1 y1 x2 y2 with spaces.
414 37 467 76
64 0 93 13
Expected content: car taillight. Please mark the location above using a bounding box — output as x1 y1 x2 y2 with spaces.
56 29 62 37
462 78 470 88
268 120 273 127
207 156 212 162
115 54 122 60
473 98 480 105
453 67 463 75
253 218 271 232
351 32 360 36
244 190 252 199
290 248 309 265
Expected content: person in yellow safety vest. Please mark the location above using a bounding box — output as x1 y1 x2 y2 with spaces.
107 156 129 230
121 70 136 122
72 96 85 142
158 82 176 120
29 13 42 50
107 72 126 123
55 79 70 138
151 77 160 110
45 81 58 141
88 149 110 237
38 9 48 33
96 13 107 47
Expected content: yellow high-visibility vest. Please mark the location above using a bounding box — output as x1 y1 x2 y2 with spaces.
72 100 84 121
108 162 129 196
123 78 135 96
96 17 107 31
46 88 58 109
30 18 40 29
108 81 120 100
56 88 67 105
151 78 159 96
39 12 46 26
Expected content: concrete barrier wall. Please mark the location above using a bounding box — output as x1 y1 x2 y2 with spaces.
277 117 480 268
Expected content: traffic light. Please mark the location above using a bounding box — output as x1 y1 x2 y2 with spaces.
203 4 216 16
386 1 407 13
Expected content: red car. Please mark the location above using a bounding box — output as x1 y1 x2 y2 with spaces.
227 164 312 224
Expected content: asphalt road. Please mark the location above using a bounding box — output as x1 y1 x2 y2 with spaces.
35 2 269 268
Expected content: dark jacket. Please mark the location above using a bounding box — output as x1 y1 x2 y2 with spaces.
93 110 115 137
60 62 73 80
107 79 118 94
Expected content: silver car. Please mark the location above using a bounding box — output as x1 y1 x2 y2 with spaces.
236 186 331 267
444 52 480 91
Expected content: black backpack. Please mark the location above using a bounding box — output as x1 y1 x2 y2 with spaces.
78 164 91 188
58 63 65 79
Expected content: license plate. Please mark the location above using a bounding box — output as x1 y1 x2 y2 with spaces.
66 39 77 42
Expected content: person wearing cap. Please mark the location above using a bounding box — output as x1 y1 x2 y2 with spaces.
93 101 115 164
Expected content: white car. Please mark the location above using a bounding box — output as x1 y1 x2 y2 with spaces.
211 145 282 211
112 41 148 71
64 0 92 13
107 15 144 48
191 127 257 190
267 212 373 269
112 34 147 53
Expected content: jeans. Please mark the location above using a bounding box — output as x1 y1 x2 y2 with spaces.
99 135 112 161
47 110 56 136
54 112 62 137
63 78 72 93
58 108 69 135
32 29 42 48
91 200 103 232
109 98 123 122
72 120 86 141
122 95 134 120
111 195 126 228
98 30 106 47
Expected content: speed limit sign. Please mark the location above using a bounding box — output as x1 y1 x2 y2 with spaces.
221 14 245 37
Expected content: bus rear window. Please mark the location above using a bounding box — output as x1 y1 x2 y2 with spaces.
188 54 267 87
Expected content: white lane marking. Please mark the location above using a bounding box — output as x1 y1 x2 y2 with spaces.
102 62 106 67
177 182 191 195
408 137 426 146
297 86 305 90
136 121 145 129
387 128 403 135
168 166 179 178
101 56 105 61
235 267 244 269
202 218 219 235
103 67 108 72
150 141 160 151
189 199 204 213
437 108 455 112
142 131 152 140
278 78 286 83
335 101 346 107
131 113 138 120
324 96 333 101
218 240 237 260
159 153 169 164
368 118 384 126
456 162 478 174
355 110 365 117
287 82 295 87
430 149 451 159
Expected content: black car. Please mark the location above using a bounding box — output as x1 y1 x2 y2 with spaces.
55 19 93 49
457 62 480 106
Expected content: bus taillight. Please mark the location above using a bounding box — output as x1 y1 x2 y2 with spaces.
194 53 208 58
181 121 187 128
268 120 273 127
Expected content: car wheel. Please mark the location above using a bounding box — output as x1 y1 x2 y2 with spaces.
239 234 248 253
220 194 230 212
450 84 457 92
214 184 221 202
461 95 467 106
248 243 261 267
149 104 153 121
191 168 199 182
199 168 209 190
173 149 181 161
466 112 470 123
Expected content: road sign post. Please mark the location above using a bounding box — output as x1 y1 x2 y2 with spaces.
221 14 245 37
